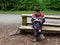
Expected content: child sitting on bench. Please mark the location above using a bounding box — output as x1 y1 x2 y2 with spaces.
31 7 45 42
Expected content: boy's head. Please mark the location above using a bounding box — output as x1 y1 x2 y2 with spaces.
34 7 40 16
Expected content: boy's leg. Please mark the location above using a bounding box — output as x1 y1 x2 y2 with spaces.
40 33 45 40
32 29 38 42
39 28 45 40
33 23 39 36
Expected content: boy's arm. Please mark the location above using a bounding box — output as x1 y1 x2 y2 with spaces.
31 14 36 23
41 12 45 23
39 13 45 23
42 16 45 23
31 18 35 24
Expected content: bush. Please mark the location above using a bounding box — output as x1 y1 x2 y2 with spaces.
44 0 60 11
0 0 40 11
0 0 60 11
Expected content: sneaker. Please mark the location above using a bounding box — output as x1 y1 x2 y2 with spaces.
40 34 45 40
32 37 38 42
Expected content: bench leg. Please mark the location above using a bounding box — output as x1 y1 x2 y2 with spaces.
9 27 21 36
15 27 21 34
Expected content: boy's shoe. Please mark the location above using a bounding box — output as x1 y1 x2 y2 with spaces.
40 34 45 40
32 37 38 42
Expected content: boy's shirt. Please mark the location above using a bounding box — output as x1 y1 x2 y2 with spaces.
31 12 45 23
32 12 44 19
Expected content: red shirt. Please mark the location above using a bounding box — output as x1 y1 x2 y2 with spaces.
32 12 44 19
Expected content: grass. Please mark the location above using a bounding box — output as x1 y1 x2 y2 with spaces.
0 10 60 15
0 11 34 14
43 10 60 15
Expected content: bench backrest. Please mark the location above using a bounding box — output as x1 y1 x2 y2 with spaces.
21 14 60 26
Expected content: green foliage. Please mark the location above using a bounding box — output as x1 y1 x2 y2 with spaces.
0 0 60 11
0 0 40 11
44 0 60 10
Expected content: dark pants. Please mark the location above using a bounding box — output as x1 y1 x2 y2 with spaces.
31 18 45 36
33 23 42 36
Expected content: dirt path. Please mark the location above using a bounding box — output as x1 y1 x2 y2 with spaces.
0 14 60 45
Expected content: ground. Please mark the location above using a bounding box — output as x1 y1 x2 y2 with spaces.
0 14 60 45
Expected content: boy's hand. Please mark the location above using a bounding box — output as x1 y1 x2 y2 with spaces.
39 19 42 23
39 29 41 32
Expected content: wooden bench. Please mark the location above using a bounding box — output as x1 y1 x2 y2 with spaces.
18 14 60 33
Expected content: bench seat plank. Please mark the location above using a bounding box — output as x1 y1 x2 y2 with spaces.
19 26 60 31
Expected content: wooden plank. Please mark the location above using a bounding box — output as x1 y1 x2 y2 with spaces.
45 15 60 19
21 14 60 19
19 26 60 31
44 23 60 27
27 22 60 27
22 16 27 25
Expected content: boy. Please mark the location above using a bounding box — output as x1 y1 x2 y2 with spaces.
31 7 45 42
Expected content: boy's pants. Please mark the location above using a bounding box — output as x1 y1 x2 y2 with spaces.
33 23 42 36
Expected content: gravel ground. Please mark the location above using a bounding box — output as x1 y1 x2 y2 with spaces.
0 14 60 45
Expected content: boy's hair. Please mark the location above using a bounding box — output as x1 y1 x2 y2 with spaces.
34 7 40 12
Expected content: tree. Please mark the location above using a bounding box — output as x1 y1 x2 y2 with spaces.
43 0 60 10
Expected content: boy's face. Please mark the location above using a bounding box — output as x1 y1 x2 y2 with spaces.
34 11 40 16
